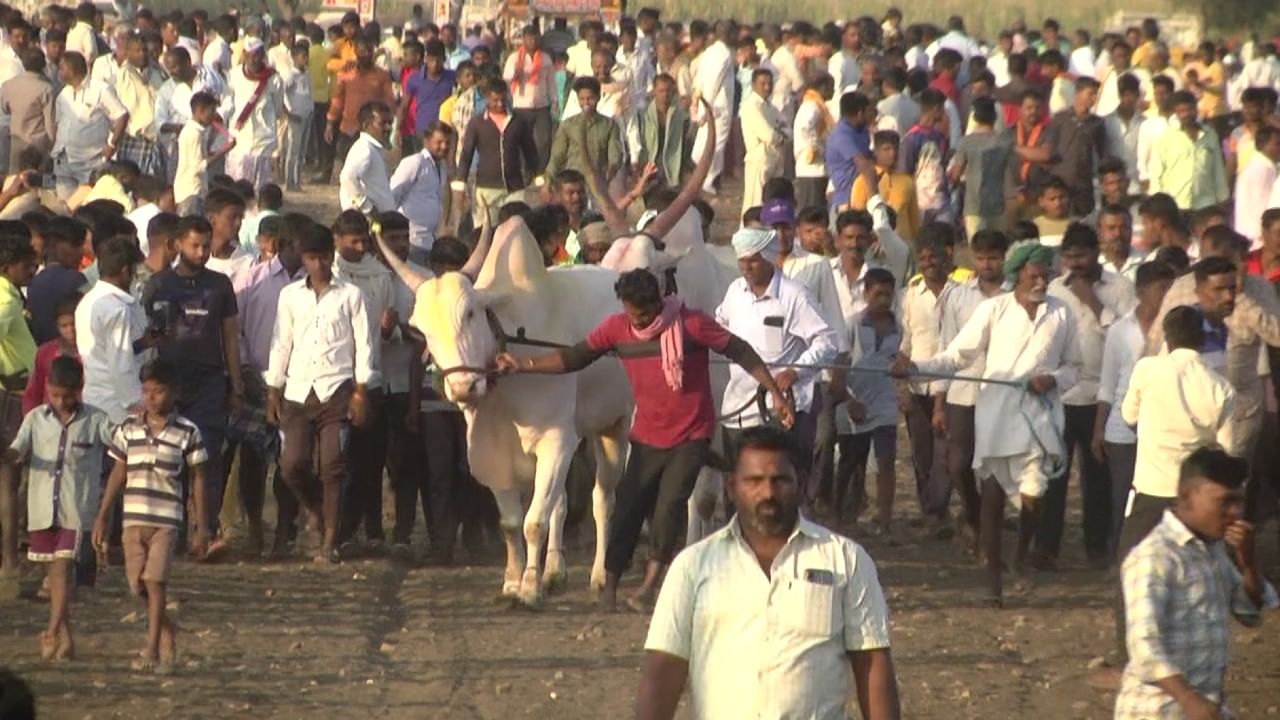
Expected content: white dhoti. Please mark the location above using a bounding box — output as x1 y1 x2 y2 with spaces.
692 105 731 192
978 452 1051 508
227 145 276 187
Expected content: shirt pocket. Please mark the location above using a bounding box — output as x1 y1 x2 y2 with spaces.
761 315 785 356
779 577 840 638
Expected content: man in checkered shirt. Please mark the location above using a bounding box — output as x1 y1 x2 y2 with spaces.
1116 447 1277 720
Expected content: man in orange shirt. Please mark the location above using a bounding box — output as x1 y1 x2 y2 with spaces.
326 36 396 169
326 12 360 76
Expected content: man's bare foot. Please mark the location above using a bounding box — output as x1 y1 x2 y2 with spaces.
313 545 339 564
1087 667 1122 690
39 630 57 661
54 625 74 661
197 537 229 563
160 620 178 666
624 594 655 614
130 653 157 672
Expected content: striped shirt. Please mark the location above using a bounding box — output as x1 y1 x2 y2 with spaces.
108 412 208 529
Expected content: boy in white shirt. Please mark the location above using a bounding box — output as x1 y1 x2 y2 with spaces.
281 43 314 192
174 91 235 216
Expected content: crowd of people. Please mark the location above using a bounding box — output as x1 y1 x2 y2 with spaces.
0 1 1276 717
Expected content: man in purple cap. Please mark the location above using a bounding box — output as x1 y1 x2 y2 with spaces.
762 198 851 508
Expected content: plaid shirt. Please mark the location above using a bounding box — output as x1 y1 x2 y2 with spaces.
1116 510 1277 719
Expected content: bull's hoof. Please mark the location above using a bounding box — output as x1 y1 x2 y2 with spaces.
588 569 606 600
517 569 542 608
500 581 520 599
543 569 568 595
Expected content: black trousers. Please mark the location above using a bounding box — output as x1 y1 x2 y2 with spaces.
1104 441 1137 559
945 403 981 533
513 106 553 172
311 101 334 177
604 439 709 575
904 393 950 517
1037 403 1112 562
338 388 386 545
812 384 837 505
1112 492 1173 660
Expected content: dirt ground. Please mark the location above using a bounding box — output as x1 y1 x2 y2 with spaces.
2 181 1279 719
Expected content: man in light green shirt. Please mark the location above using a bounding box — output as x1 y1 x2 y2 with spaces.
0 238 37 382
1148 90 1228 212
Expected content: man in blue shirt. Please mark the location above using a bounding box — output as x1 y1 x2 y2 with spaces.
824 91 878 212
401 40 455 144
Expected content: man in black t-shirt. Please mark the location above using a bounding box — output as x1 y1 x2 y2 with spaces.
141 216 244 559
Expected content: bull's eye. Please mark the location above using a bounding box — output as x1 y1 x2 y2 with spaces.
465 309 475 322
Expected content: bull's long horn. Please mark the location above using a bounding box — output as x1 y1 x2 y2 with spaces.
460 205 495 280
374 224 429 292
580 116 629 234
643 98 715 242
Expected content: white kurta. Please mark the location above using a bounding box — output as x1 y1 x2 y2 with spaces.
915 293 1083 497
740 91 786 213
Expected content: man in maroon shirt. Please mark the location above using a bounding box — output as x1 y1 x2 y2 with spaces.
496 269 793 611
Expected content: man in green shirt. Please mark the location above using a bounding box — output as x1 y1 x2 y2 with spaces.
0 236 37 386
544 76 623 187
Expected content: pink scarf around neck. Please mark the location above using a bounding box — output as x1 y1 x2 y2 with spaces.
630 296 685 392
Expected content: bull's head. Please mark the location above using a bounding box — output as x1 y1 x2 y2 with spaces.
375 219 501 407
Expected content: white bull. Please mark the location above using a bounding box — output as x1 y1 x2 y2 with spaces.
379 218 630 607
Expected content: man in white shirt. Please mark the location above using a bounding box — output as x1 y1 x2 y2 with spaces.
1092 261 1176 561
90 25 129 90
827 21 863 94
899 227 962 533
875 68 920 136
934 230 1008 550
225 38 284 187
637 426 901 720
1040 225 1136 570
895 242 1083 606
112 34 166 177
717 227 839 489
266 222 373 563
390 122 452 263
793 74 834 209
689 21 733 192
1097 204 1145 282
65 5 96 67
1233 125 1280 245
740 69 787 216
76 237 149 426
1104 74 1145 195
339 101 397 214
762 24 803 121
51 52 127 201
1104 305 1239 675
1134 75 1175 192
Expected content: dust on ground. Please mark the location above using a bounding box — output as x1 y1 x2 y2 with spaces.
3 181 1279 720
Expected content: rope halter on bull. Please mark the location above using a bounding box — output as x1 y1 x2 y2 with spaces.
434 324 1067 479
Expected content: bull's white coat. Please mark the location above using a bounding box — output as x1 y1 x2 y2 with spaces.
396 219 633 606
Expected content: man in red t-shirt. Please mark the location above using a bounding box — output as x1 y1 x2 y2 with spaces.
496 269 793 611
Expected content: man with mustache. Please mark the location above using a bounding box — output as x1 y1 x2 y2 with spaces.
893 242 1084 607
637 426 901 720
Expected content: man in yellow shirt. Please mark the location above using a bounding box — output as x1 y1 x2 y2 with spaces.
850 130 921 242
0 236 37 456
308 25 334 180
326 12 360 76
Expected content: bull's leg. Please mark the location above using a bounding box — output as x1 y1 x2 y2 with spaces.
542 491 568 594
587 423 628 599
519 430 576 607
687 469 723 545
493 487 526 599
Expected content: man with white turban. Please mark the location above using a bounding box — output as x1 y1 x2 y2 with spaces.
715 227 839 488
893 241 1083 607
